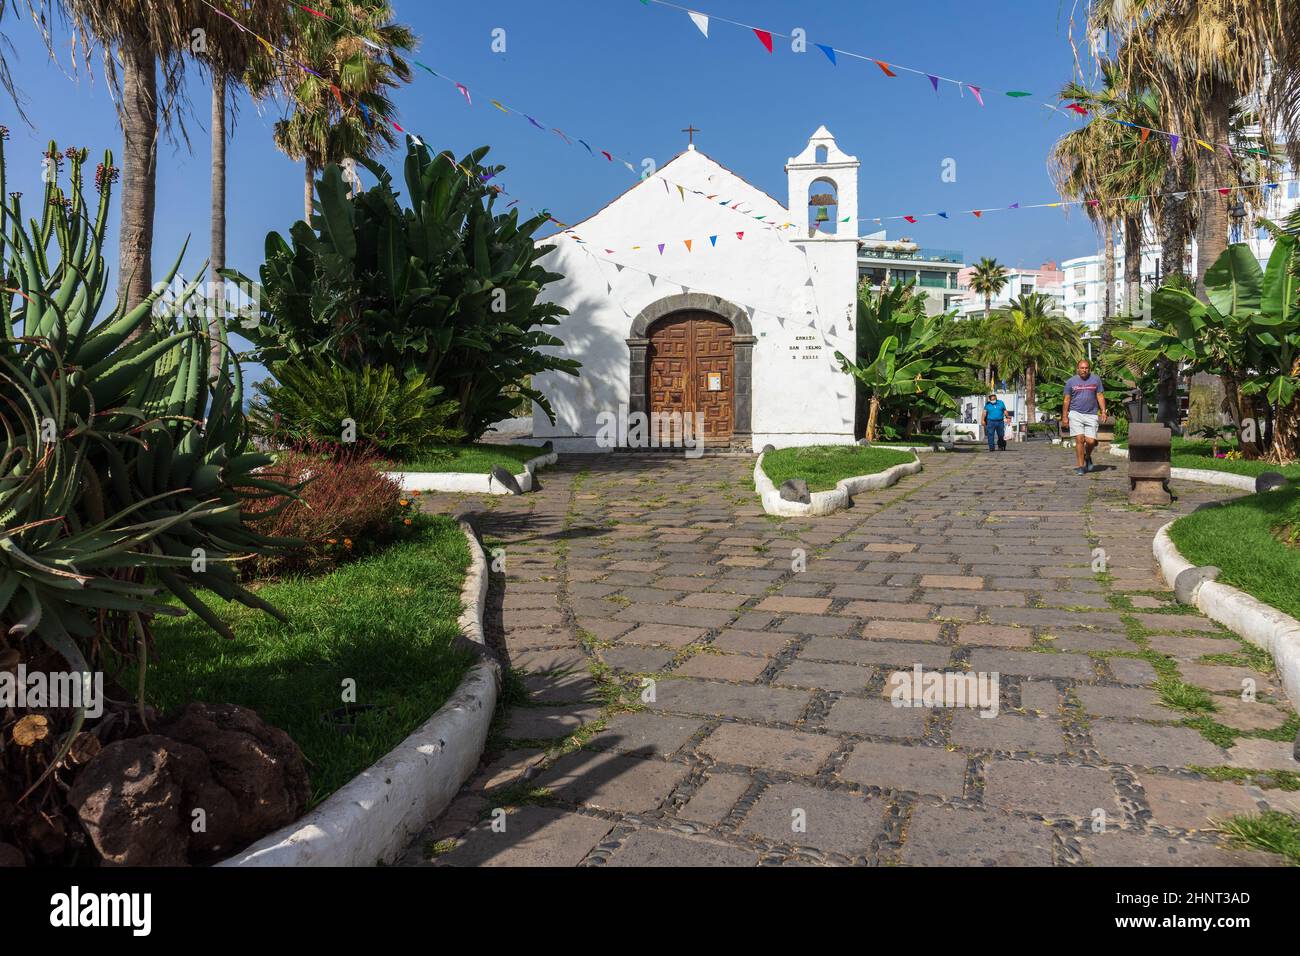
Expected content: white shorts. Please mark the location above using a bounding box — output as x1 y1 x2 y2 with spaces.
1069 410 1099 438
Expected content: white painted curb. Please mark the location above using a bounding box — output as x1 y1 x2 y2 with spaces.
1107 445 1260 491
387 452 557 494
754 452 922 517
220 518 499 867
1153 522 1300 711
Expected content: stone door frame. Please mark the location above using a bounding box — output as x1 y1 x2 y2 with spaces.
627 292 754 444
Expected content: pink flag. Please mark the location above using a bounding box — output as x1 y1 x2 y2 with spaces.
968 85 984 106
455 83 471 105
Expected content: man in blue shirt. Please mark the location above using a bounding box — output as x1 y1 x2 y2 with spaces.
1062 359 1108 475
982 393 1011 451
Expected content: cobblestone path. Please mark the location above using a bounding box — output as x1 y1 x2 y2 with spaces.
400 442 1298 866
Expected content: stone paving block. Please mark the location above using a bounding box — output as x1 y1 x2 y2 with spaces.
1145 633 1239 660
435 806 613 867
1018 680 1060 715
523 671 600 704
605 828 759 867
801 636 951 669
955 624 1035 648
862 620 946 643
618 622 708 648
742 781 883 857
1226 738 1300 772
935 606 979 621
841 601 935 620
1131 612 1224 634
1210 697 1291 732
676 652 770 682
679 772 753 826
532 749 688 813
600 645 676 673
823 696 927 738
710 628 794 657
757 596 833 615
919 575 985 590
576 618 635 642
985 607 1123 628
503 705 603 740
1076 830 1279 867
968 649 1096 680
925 590 1027 608
1107 657 1159 686
1075 685 1176 722
649 679 812 723
838 741 968 798
901 804 1056 866
700 723 838 776
1089 721 1228 769
774 659 874 695
983 760 1118 818
677 591 751 611
950 711 1069 753
1178 663 1277 698
585 712 705 757
509 648 589 673
1042 630 1133 653
1137 773 1266 831
616 603 735 628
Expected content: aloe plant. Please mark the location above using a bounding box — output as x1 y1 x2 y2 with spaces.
1 138 295 671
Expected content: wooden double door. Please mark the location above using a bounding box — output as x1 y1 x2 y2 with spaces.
646 312 734 443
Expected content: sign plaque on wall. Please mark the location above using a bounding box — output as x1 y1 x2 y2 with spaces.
706 372 722 391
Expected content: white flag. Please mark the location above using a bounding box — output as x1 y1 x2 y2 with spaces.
688 11 709 37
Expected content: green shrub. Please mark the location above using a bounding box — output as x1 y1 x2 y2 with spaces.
251 358 462 460
1113 415 1129 443
227 139 580 441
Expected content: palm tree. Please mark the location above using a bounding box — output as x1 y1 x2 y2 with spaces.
33 1 290 311
1090 1 1300 293
979 293 1083 427
262 1 414 219
968 257 1009 321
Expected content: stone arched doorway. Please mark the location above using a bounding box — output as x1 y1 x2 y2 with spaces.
627 293 754 447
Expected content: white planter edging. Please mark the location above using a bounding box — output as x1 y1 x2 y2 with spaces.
1107 445 1261 491
387 452 557 494
220 518 499 867
1153 522 1300 711
753 452 922 517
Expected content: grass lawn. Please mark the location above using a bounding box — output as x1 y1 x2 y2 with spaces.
397 443 546 474
144 515 474 806
1114 437 1300 479
1167 485 1300 621
761 445 916 493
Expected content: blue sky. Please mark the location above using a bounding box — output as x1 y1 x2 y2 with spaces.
1 0 1105 287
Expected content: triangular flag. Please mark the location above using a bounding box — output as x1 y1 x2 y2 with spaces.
1218 187 1231 195
677 185 685 201
1173 191 1188 200
648 274 657 286
688 11 709 37
972 210 983 217
708 235 717 246
623 161 635 172
657 243 665 254
1196 139 1213 152
753 29 773 53
330 84 343 108
1169 134 1180 154
875 60 896 77
1066 103 1088 115
410 135 423 147
359 102 371 127
416 62 439 78
455 83 471 105
903 215 917 223
1265 183 1279 190
736 231 744 240
552 128 571 144
684 239 692 251
525 115 544 129
490 100 509 113
816 44 837 65
928 75 939 92
1006 90 1032 97
1140 127 1151 143
614 263 624 272
938 212 948 219
967 85 984 106
391 119 404 132
840 216 850 222
1009 202 1020 209
578 139 592 153
601 150 613 161
604 248 614 254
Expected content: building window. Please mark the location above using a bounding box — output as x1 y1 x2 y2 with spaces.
1289 181 1299 199
919 270 947 288
1020 284 1033 296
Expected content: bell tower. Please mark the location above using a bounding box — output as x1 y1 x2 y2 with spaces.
786 126 859 240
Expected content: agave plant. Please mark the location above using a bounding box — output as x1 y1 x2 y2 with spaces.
0 139 295 669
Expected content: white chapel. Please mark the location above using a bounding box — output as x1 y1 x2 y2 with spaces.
532 127 862 453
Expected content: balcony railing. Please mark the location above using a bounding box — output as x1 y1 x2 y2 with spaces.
858 246 964 265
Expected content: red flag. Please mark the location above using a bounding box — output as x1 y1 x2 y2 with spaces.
1140 127 1151 143
601 150 613 161
875 60 896 77
753 29 773 53
391 120 404 132
301 5 329 17
736 231 744 240
330 84 343 108
903 215 917 223
1218 187 1232 195
972 210 983 218
1067 103 1089 116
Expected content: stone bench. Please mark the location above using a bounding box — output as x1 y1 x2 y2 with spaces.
1129 422 1172 504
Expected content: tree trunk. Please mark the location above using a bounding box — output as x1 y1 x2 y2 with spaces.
1026 362 1037 431
118 40 158 311
1274 398 1300 465
1156 360 1181 433
1102 220 1116 324
1195 83 1235 294
865 394 881 442
1219 368 1260 458
984 292 991 322
1123 214 1142 316
209 74 227 382
304 161 315 221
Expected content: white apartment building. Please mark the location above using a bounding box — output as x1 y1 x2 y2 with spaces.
956 263 1064 319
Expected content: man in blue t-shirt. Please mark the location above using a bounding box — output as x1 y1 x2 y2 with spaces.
1062 358 1108 475
982 393 1011 451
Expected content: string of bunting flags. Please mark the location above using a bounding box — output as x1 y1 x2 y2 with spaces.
640 0 1272 161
